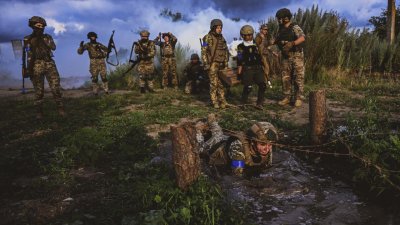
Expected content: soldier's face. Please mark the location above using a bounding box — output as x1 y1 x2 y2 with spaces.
141 36 148 41
90 36 96 41
261 28 268 35
163 35 169 42
278 17 290 25
34 23 44 29
191 59 199 64
215 26 222 34
256 142 272 155
243 34 253 41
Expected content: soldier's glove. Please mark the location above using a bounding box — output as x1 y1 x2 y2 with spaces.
80 41 84 47
282 41 295 54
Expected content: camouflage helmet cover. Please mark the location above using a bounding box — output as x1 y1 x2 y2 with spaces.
140 30 150 37
87 31 97 39
248 122 278 142
190 53 200 60
28 16 47 28
210 19 223 29
240 25 255 36
276 8 292 19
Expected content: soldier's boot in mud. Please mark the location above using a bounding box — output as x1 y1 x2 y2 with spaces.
36 106 43 120
92 83 99 96
256 83 266 108
103 82 109 94
212 102 220 109
220 99 228 109
278 96 290 106
140 87 146 94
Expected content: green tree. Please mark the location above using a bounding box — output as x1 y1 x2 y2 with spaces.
369 6 400 40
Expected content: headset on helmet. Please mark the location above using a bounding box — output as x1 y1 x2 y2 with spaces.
28 16 47 28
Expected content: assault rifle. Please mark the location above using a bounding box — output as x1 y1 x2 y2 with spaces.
122 41 142 76
21 40 32 94
106 30 119 66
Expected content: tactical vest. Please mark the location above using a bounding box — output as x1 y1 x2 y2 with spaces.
162 43 174 57
226 132 269 167
26 35 53 61
86 43 107 59
137 40 154 60
237 43 262 67
208 33 227 63
276 23 303 52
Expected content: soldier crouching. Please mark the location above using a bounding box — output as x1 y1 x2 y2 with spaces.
196 114 278 177
184 53 208 94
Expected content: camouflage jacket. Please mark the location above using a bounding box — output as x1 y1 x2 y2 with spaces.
77 42 108 59
184 62 206 81
201 31 229 66
154 33 177 57
23 33 56 62
134 40 156 62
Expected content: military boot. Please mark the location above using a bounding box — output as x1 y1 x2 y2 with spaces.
212 102 220 109
103 82 109 94
294 99 302 107
220 100 228 109
278 96 290 106
92 83 99 96
36 106 43 120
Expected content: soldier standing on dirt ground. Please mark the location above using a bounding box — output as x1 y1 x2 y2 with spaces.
23 16 65 119
255 23 274 86
196 114 278 177
154 32 178 89
237 25 267 108
275 8 306 107
135 30 156 93
184 53 208 94
201 19 229 109
77 32 110 95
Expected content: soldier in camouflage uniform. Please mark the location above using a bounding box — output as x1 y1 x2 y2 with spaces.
184 53 208 94
135 30 156 93
237 25 267 107
275 8 306 107
255 24 273 82
196 114 278 177
201 19 229 109
154 32 178 89
23 16 65 119
77 32 109 95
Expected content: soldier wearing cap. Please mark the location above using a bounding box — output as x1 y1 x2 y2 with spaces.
78 32 109 95
23 16 65 119
135 30 156 93
184 53 207 94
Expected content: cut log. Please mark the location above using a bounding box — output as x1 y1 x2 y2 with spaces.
171 121 201 190
309 90 327 145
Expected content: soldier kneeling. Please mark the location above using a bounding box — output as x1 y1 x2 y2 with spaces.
196 114 278 177
184 53 208 94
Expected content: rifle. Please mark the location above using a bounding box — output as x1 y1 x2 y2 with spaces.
122 41 141 76
106 30 119 66
21 41 31 94
158 32 163 58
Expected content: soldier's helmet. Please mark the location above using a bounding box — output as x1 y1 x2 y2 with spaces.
210 19 223 29
276 8 292 19
140 30 150 37
260 24 268 30
28 16 47 28
240 25 255 36
87 32 97 39
248 122 278 142
190 53 200 60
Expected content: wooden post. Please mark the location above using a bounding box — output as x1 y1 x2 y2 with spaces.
387 0 396 44
309 90 327 144
171 121 201 190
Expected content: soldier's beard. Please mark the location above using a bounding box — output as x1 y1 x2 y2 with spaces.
32 27 44 36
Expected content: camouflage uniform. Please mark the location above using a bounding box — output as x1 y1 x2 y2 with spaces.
135 39 156 92
155 33 178 88
23 18 64 117
255 29 274 80
77 40 109 94
201 28 229 108
276 23 306 102
184 61 207 94
196 115 277 176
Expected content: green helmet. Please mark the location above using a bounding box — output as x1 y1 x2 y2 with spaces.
276 8 292 19
248 122 278 142
240 25 254 36
190 53 200 60
87 31 97 39
28 16 47 28
140 30 150 37
210 19 223 29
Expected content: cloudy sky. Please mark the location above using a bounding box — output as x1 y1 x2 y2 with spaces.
0 0 396 79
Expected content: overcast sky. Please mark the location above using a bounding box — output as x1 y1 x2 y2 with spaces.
0 0 396 79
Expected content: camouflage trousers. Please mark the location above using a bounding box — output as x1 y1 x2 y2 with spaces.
161 57 178 88
137 61 155 90
89 58 108 93
260 54 270 80
208 62 227 105
31 59 63 107
281 52 305 99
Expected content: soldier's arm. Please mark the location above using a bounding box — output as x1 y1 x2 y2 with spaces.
236 44 244 75
77 42 87 55
292 25 305 45
43 34 56 51
134 42 141 54
147 41 156 58
224 38 229 68
201 35 210 68
170 33 178 45
153 36 162 46
99 43 108 52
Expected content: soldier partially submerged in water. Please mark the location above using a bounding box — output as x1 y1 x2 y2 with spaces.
196 114 278 177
